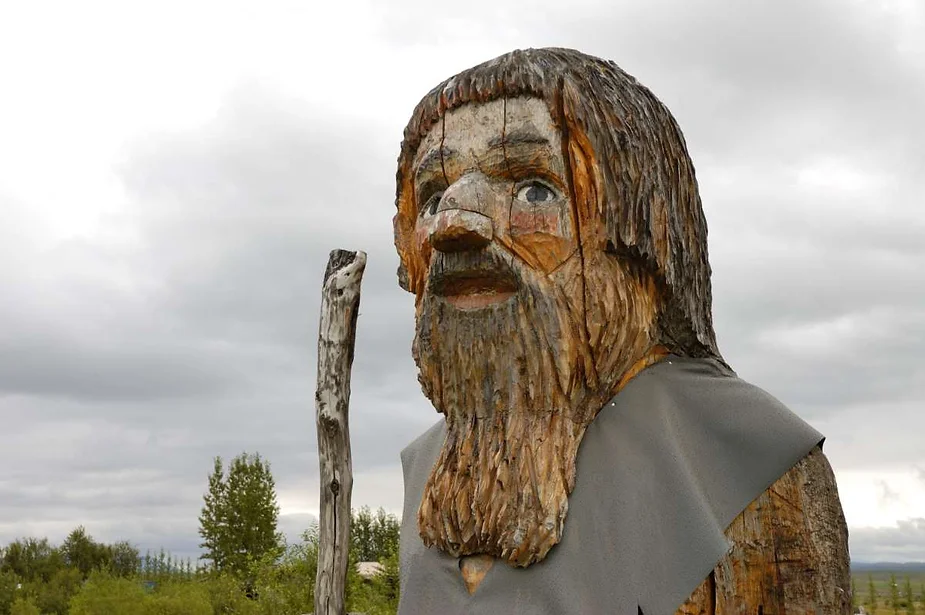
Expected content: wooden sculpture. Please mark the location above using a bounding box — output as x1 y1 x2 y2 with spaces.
315 249 366 615
392 48 850 614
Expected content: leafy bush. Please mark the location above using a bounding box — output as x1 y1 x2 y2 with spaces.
31 567 82 615
198 574 259 615
9 597 40 615
68 572 147 614
0 569 20 614
146 581 212 614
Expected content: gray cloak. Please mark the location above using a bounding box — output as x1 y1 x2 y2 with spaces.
398 356 823 614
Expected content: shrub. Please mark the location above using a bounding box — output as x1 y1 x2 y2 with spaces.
68 571 147 615
199 574 259 615
9 597 40 615
146 581 212 614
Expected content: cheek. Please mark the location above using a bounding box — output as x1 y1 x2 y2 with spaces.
414 220 431 251
509 201 576 274
510 207 562 235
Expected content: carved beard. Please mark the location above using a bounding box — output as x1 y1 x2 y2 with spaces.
412 247 653 567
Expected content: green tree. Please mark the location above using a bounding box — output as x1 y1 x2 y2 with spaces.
374 551 400 608
869 574 878 608
198 453 283 578
199 574 259 615
891 572 900 614
851 576 858 611
1 538 63 583
372 508 400 560
0 569 20 614
147 581 212 614
9 596 40 615
32 567 82 615
352 507 376 562
905 576 916 615
350 507 400 562
68 571 147 614
61 527 110 579
107 541 140 577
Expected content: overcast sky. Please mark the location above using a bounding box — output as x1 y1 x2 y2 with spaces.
0 0 922 564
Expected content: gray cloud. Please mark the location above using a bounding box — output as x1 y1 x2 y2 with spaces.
0 0 922 565
877 480 902 507
851 519 925 562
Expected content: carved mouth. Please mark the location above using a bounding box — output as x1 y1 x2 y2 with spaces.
429 270 519 309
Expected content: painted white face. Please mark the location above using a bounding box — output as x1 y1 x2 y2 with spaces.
411 98 578 309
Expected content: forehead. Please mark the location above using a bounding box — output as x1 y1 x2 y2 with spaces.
414 97 562 168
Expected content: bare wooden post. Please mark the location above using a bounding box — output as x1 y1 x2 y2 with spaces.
314 249 366 615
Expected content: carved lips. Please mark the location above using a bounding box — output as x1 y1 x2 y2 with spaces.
427 253 519 309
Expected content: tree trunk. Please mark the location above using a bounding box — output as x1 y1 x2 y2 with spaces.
314 249 366 615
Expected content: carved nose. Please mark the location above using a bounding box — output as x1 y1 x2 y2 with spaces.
429 209 493 253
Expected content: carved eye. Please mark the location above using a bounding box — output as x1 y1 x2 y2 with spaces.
420 192 443 218
515 180 557 204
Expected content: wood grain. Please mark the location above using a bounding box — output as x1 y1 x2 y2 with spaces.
395 48 720 360
314 249 366 615
676 446 851 614
392 49 851 609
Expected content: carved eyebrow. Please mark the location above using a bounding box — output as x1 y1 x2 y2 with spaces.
414 146 455 181
487 129 550 149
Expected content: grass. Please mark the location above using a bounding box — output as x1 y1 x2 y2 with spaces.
851 566 925 613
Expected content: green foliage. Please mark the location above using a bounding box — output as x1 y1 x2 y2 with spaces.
366 551 400 614
345 554 399 615
141 547 190 584
69 572 147 614
8 596 40 615
0 533 139 615
342 509 401 615
146 581 213 615
70 572 216 615
0 521 401 615
61 526 125 581
247 529 319 614
30 567 82 615
199 453 283 578
108 541 141 578
351 507 401 563
198 574 259 615
906 576 917 615
869 573 878 607
851 576 858 609
1 538 63 583
0 569 19 615
0 463 404 614
891 572 900 613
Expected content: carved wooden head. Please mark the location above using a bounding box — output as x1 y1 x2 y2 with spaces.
394 47 720 359
393 48 721 566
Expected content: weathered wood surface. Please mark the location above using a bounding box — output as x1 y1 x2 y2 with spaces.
676 446 851 614
395 48 719 360
391 50 726 570
314 249 366 615
390 48 851 610
406 98 663 567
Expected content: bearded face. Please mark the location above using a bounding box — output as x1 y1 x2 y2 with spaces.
398 97 659 566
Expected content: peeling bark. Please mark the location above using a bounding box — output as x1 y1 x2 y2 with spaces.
314 249 366 615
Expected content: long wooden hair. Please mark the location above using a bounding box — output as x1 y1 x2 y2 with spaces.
394 48 720 359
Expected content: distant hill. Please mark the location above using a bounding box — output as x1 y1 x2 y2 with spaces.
852 562 925 573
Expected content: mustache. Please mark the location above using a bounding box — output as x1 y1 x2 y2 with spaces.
426 247 521 298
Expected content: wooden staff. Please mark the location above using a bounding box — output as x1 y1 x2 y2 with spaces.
314 249 366 615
